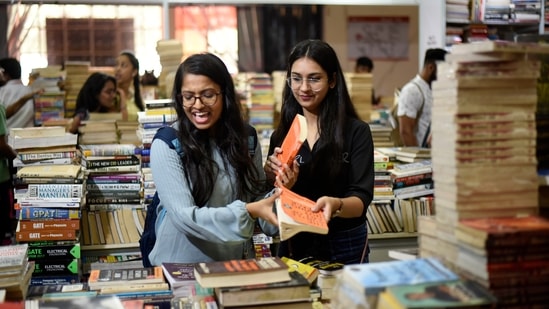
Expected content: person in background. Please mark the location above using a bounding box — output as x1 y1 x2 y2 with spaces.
0 58 36 129
147 53 279 265
355 56 381 106
264 39 375 264
397 48 447 147
0 68 17 245
68 72 122 134
115 51 145 121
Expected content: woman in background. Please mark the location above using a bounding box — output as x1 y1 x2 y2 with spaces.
68 72 121 134
264 39 374 264
115 51 145 121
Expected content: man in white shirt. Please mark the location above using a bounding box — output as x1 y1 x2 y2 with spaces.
0 58 35 129
397 48 446 147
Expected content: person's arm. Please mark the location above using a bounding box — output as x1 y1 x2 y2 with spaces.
399 115 419 146
6 89 44 119
0 134 17 160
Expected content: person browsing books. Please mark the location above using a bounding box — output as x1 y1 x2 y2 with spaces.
148 52 279 265
68 72 122 134
264 39 375 264
0 57 36 129
397 48 446 147
115 51 145 121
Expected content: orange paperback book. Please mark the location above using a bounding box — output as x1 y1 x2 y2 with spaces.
276 188 328 241
277 114 307 167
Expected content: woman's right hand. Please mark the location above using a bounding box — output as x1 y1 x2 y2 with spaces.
246 188 281 226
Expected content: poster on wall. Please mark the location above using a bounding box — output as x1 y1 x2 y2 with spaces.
348 16 409 61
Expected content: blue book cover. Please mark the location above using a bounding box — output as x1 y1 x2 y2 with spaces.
341 258 459 295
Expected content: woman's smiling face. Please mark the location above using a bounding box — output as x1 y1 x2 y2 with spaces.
180 73 223 131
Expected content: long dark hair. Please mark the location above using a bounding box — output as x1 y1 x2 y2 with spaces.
273 39 359 179
172 53 264 206
73 72 117 116
120 51 145 111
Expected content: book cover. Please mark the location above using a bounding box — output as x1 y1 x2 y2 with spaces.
277 114 307 167
32 258 79 276
15 208 80 220
275 189 328 241
82 155 140 169
340 258 459 306
9 126 66 138
160 262 196 289
215 271 310 307
0 244 28 272
194 257 291 288
87 266 165 290
380 279 497 309
80 144 137 157
17 219 80 231
26 243 80 260
15 230 78 242
281 256 319 285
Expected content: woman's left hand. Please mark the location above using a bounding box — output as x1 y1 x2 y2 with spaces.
275 159 299 189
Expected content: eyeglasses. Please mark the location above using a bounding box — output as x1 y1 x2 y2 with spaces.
178 91 221 107
287 76 325 92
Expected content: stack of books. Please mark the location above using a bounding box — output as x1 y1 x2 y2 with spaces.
156 39 183 97
428 40 549 308
194 257 314 308
344 72 373 121
88 265 172 306
453 216 549 307
0 244 34 301
389 159 434 200
9 127 83 286
63 61 90 117
78 119 119 145
33 91 65 126
247 73 276 132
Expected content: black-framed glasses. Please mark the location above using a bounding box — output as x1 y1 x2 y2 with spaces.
286 76 325 93
178 91 221 107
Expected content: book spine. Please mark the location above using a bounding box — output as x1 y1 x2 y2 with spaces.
392 172 433 188
88 174 142 181
83 165 140 173
87 204 143 211
86 179 140 184
16 177 84 185
142 122 171 129
30 274 80 286
16 229 78 242
18 219 80 231
16 201 81 208
17 197 82 203
86 183 142 191
80 145 138 157
26 184 83 199
86 191 141 199
83 156 140 169
14 157 73 167
32 258 79 276
27 243 81 259
15 207 80 220
18 151 76 161
393 183 435 196
86 197 141 204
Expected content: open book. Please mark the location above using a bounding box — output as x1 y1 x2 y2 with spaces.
277 114 307 167
276 189 328 241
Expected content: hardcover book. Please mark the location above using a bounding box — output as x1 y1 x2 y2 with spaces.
277 114 307 167
194 257 291 288
17 219 80 231
275 189 328 241
15 208 80 220
214 270 310 308
0 244 28 272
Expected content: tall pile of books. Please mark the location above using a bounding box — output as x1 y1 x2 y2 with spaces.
63 61 90 117
79 144 144 264
344 72 373 121
0 244 34 301
9 127 82 286
137 99 177 203
427 41 549 307
248 73 276 132
156 39 183 98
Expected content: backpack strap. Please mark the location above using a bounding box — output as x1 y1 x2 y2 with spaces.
245 124 258 158
152 126 183 157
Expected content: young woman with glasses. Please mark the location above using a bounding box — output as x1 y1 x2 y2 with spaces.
264 39 375 264
147 53 280 265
